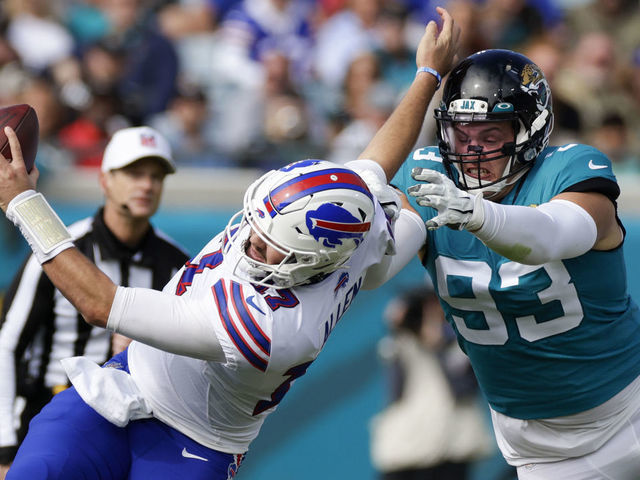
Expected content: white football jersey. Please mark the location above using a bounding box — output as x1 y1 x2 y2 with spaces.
123 201 390 453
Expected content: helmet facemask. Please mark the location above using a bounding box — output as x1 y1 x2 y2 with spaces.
434 50 554 200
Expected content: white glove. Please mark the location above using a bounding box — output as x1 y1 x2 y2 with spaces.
347 166 400 255
355 168 402 223
408 168 485 231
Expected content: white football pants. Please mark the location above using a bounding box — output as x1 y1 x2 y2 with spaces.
517 405 640 479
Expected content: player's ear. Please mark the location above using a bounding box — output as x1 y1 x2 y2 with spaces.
98 170 109 193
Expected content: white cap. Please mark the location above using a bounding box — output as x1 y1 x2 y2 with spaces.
101 126 176 173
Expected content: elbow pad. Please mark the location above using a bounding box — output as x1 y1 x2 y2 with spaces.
473 199 597 265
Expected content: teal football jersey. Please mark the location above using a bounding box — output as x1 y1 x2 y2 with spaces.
393 143 640 419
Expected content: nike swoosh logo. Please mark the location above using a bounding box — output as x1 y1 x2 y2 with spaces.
182 448 209 462
588 160 608 170
246 295 265 314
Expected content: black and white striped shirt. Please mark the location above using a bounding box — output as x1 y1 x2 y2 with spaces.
0 208 189 462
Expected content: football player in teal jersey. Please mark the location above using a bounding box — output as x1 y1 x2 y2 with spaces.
360 49 640 479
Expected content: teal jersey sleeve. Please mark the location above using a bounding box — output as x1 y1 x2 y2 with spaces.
391 146 448 224
525 144 619 201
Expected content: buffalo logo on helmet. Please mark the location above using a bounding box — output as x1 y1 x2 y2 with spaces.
306 203 371 248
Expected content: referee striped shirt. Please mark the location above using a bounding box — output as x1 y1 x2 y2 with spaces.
0 208 189 463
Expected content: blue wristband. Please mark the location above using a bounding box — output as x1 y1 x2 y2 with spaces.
416 66 441 89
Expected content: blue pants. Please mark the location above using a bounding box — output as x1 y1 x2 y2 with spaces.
8 351 245 479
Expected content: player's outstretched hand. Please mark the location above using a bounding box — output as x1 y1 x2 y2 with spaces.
0 126 38 212
416 6 460 81
408 168 484 231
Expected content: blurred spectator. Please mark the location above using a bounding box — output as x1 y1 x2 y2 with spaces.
342 50 381 118
442 0 489 58
4 0 74 74
522 36 582 144
313 0 383 89
0 34 30 107
61 0 110 50
157 0 219 39
199 0 316 163
553 31 635 133
16 75 74 172
157 0 242 39
96 0 180 124
41 36 131 168
246 93 320 169
217 0 315 86
622 47 640 148
373 4 416 97
477 0 545 50
247 46 325 169
328 80 396 164
225 47 323 168
150 79 234 167
80 38 126 100
57 87 129 168
320 51 385 162
589 113 640 175
564 0 640 62
370 284 495 480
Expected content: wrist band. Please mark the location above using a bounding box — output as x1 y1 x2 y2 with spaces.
6 190 74 264
416 66 442 89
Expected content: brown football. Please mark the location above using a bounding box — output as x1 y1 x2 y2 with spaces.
0 104 39 172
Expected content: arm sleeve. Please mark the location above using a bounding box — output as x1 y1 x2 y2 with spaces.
473 199 597 265
107 286 226 362
362 209 427 289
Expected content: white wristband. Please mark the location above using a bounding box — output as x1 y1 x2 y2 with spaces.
6 190 74 264
416 66 442 89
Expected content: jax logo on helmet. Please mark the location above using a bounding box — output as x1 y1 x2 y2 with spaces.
306 203 371 248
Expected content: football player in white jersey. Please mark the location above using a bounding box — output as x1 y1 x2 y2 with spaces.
361 49 640 479
0 8 459 479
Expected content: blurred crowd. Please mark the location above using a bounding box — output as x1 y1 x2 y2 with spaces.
0 0 639 176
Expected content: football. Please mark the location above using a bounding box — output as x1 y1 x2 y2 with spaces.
0 104 39 172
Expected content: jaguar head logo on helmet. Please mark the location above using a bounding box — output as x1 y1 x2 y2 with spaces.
225 160 375 288
434 49 554 200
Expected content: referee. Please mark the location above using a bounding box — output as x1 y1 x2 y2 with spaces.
0 126 189 474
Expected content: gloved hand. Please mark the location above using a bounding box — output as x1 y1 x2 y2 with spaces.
352 168 400 255
408 168 485 231
356 168 402 223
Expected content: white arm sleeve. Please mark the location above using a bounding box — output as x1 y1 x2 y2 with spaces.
107 286 226 362
362 209 427 289
473 199 597 265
